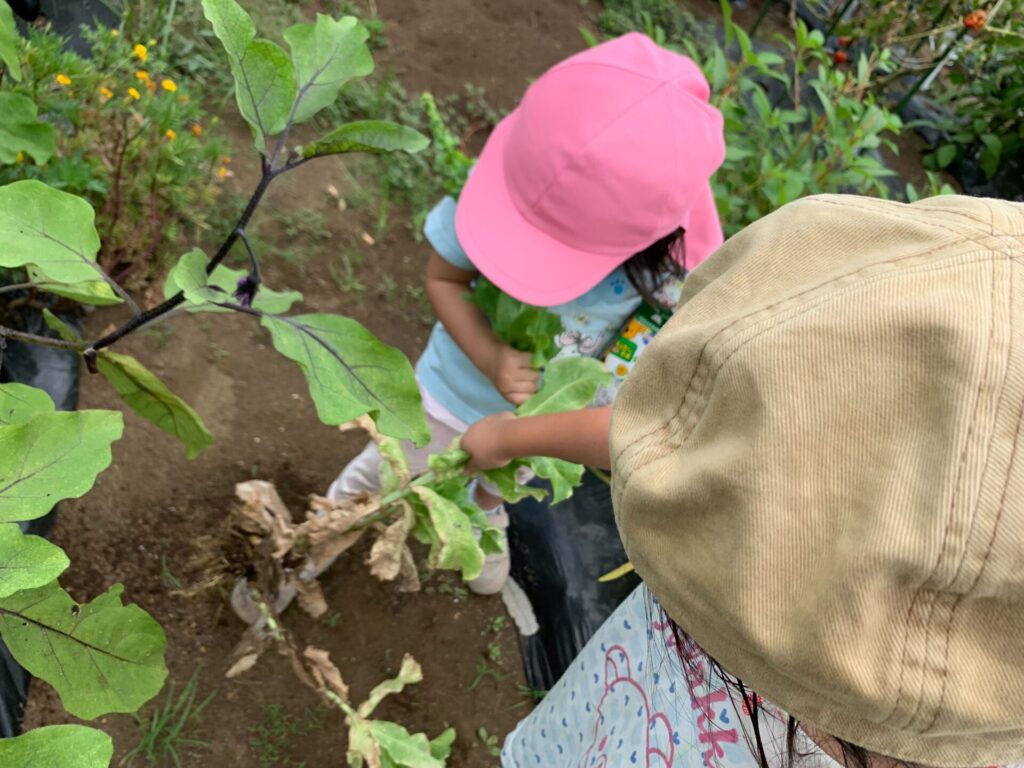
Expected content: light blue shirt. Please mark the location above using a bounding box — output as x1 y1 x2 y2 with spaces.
415 197 654 425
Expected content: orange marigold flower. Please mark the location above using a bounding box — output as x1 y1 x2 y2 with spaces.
55 73 72 86
127 86 141 100
165 128 177 141
161 78 177 93
135 70 149 82
145 79 156 92
99 86 114 101
133 43 148 62
191 124 203 137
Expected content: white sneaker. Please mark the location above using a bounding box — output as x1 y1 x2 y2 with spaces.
468 507 510 596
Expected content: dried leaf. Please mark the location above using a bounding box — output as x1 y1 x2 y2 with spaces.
296 494 379 571
367 503 413 582
235 481 295 558
225 623 268 679
358 654 422 719
396 546 421 593
293 577 327 618
303 645 350 702
339 414 379 440
226 652 260 679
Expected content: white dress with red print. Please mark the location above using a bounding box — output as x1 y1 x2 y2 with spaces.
501 585 840 768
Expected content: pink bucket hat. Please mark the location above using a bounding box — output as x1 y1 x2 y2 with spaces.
455 33 726 307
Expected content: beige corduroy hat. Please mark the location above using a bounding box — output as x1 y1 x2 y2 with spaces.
611 194 1024 767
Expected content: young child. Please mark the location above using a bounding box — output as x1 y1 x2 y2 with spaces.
325 32 726 594
462 193 1024 767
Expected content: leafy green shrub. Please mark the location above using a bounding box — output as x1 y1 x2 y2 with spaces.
696 6 906 235
925 11 1023 190
0 21 230 282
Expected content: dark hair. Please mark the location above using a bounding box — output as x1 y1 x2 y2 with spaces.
623 226 686 307
666 619 929 768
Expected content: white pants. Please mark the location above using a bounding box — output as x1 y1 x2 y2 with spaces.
326 406 463 499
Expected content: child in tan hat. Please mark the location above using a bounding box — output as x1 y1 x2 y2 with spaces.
462 193 1024 767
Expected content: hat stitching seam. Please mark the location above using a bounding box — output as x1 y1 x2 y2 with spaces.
926 231 1021 734
903 243 1010 732
517 80 672 241
614 237 1008 489
612 198 1016 475
814 196 1020 243
610 195 1019 481
929 392 1023 731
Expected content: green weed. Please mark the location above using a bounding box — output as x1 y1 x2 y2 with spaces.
249 702 329 768
121 669 214 767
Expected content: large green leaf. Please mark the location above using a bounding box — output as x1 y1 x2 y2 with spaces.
200 0 255 60
232 39 296 150
0 725 113 768
284 14 374 124
0 93 56 164
0 581 167 719
0 180 111 290
164 248 302 314
302 120 429 160
530 456 585 505
0 0 21 80
201 0 294 149
466 278 562 368
411 487 484 581
0 382 54 426
96 351 214 459
262 313 429 445
517 357 610 417
28 266 122 307
0 523 69 598
0 410 122 523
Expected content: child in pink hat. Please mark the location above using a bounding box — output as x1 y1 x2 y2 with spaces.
325 32 725 594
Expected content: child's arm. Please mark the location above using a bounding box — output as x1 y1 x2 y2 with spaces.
461 407 613 472
426 251 539 405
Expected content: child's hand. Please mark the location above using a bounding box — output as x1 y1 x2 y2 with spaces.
487 345 538 406
462 412 518 473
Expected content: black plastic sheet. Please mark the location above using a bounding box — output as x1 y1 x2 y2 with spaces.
507 470 641 692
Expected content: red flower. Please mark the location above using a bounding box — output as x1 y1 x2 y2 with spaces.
838 35 850 46
833 50 848 65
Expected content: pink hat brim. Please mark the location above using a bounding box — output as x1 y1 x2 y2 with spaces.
455 113 627 308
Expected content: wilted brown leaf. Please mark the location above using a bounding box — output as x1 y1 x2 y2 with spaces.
292 577 328 618
367 502 413 582
303 645 350 702
295 494 379 571
235 480 296 559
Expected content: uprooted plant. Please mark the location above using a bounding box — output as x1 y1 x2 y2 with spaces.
223 353 609 764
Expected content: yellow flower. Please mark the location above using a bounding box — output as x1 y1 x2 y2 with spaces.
127 87 141 100
161 78 177 93
190 123 203 137
55 73 72 86
165 128 177 141
110 29 119 37
133 43 147 62
145 79 156 92
15 152 24 164
216 165 229 179
135 70 149 82
99 86 113 101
